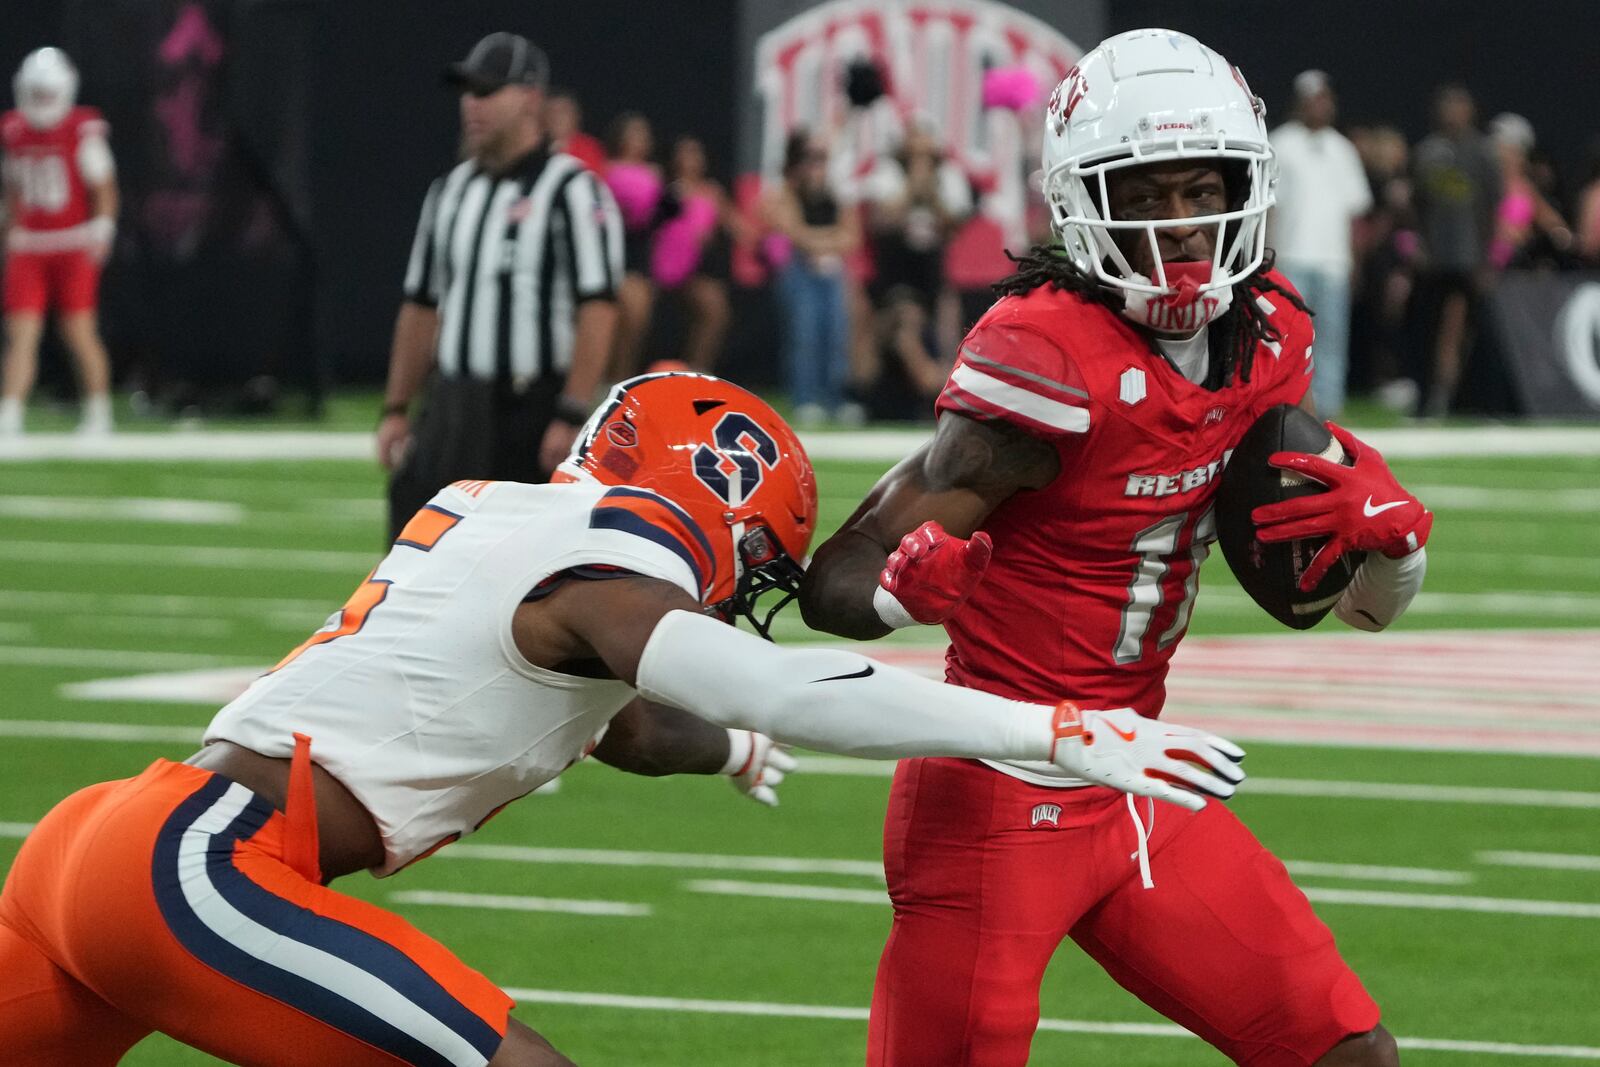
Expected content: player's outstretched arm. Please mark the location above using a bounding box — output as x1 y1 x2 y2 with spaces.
521 574 1242 811
798 412 1058 640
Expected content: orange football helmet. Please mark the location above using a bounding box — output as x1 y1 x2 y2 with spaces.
554 372 818 637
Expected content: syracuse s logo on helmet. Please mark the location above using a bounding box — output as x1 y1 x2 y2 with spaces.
692 412 780 507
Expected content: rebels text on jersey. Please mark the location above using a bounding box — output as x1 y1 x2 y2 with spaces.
936 276 1313 727
1 106 109 244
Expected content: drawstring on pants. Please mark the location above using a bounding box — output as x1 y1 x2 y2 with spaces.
1126 793 1156 890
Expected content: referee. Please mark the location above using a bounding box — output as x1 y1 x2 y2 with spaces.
378 32 623 537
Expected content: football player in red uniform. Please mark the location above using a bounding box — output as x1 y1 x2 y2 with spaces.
800 30 1432 1067
1 47 118 436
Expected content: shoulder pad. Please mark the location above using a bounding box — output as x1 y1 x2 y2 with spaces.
937 308 1092 437
588 487 717 599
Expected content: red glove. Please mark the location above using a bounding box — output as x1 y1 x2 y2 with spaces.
1252 422 1432 592
875 520 993 627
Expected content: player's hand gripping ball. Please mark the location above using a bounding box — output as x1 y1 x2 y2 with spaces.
1216 406 1369 629
1254 420 1431 583
874 520 993 627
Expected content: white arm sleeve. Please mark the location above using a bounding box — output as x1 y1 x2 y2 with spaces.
1334 548 1427 632
77 135 115 186
636 609 1054 761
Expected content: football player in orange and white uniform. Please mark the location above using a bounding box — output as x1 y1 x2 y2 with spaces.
0 47 117 436
0 373 1247 1066
801 30 1431 1067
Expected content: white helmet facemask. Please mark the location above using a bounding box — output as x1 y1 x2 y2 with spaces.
1040 29 1276 334
14 48 78 131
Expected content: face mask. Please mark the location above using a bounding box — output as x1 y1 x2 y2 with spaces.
1118 261 1235 335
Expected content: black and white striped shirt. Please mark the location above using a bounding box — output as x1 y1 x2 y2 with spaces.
403 146 623 385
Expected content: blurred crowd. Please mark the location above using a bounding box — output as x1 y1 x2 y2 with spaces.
557 67 1600 426
547 73 1028 427
1284 75 1599 419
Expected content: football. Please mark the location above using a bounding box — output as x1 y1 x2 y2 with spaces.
1215 405 1365 629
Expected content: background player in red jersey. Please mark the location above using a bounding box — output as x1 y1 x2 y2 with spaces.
800 29 1434 1067
0 47 118 437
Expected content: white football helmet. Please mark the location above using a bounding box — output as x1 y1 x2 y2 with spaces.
14 48 79 130
1041 29 1275 309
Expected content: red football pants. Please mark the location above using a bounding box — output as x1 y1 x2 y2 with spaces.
3 249 100 314
867 758 1379 1067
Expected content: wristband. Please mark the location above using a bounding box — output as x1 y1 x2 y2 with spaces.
872 584 919 630
86 216 116 245
551 395 592 427
719 729 755 777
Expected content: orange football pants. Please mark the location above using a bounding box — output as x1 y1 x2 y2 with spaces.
0 758 512 1066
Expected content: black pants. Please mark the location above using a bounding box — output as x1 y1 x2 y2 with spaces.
386 373 564 540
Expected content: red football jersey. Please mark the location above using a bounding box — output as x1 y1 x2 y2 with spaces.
936 277 1313 723
1 106 108 235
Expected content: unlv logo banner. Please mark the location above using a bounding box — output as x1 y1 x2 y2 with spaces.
737 0 1105 245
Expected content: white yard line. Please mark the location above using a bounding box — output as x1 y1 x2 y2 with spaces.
687 880 887 905
0 822 34 838
499 987 1600 1059
1302 887 1600 919
0 647 256 670
0 589 333 618
1242 777 1600 809
4 540 374 573
684 878 1600 920
16 718 1585 807
1414 485 1600 512
388 890 650 917
0 825 1485 890
0 720 201 744
442 843 885 879
1282 861 1472 886
793 757 1600 808
1477 851 1600 872
1 425 1597 463
0 495 244 524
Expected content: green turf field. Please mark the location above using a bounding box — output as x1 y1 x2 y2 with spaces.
1 434 1597 1064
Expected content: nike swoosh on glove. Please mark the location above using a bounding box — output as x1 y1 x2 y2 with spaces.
1047 703 1246 812
1251 422 1433 592
874 520 993 628
722 730 797 807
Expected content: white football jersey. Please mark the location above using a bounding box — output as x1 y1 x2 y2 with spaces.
204 479 715 875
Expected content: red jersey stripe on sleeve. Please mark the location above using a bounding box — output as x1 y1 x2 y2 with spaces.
940 360 1090 434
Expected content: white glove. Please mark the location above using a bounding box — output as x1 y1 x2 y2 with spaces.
1048 703 1245 813
721 730 797 807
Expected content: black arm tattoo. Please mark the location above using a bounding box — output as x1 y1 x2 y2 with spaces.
798 413 1060 640
922 412 1059 496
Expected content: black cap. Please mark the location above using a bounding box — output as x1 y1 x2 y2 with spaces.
444 32 549 95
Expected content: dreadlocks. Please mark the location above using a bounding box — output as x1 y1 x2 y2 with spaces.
992 245 1310 388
